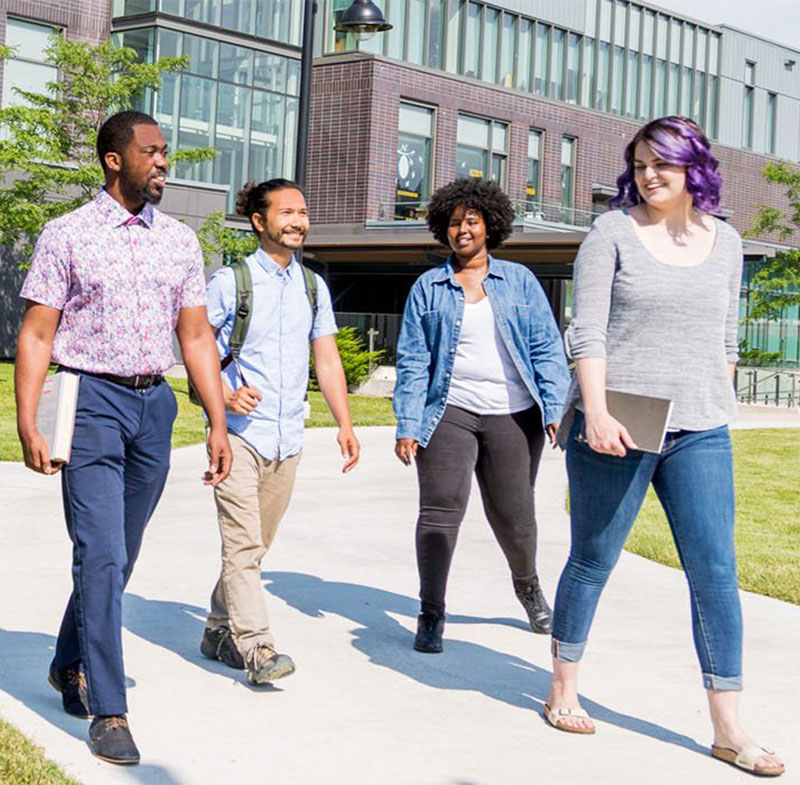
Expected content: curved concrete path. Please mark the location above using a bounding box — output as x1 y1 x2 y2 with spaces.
0 424 797 785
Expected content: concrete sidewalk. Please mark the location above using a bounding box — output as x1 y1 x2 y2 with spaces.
0 425 797 785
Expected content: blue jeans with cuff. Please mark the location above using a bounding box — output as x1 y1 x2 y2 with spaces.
552 410 743 691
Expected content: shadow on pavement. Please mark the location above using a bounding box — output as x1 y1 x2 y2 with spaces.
264 571 708 758
0 627 182 784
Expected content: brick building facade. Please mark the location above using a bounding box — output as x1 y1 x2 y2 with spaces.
307 52 789 238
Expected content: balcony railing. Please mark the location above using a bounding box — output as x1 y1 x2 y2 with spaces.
736 368 800 407
375 199 603 229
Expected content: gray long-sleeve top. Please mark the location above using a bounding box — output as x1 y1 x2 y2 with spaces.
562 209 743 432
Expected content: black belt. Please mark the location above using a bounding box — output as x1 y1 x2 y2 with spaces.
59 367 164 389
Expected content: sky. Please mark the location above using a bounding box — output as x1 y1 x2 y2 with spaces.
650 0 800 50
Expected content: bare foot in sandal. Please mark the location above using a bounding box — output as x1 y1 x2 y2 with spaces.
709 690 785 776
545 660 595 734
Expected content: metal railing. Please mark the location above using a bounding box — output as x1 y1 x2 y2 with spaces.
736 368 800 407
375 198 603 229
335 312 402 364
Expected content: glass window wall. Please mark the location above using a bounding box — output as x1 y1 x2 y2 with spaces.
139 27 299 211
114 0 155 14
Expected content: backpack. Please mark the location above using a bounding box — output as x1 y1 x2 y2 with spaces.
188 259 319 406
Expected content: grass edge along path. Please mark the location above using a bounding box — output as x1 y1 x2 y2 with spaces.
0 363 396 461
625 428 800 606
0 716 82 785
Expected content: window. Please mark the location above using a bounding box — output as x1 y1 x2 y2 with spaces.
580 37 594 107
456 114 508 188
745 61 756 86
549 27 565 100
640 55 653 120
481 6 499 82
396 103 435 219
115 0 155 13
565 33 580 104
1 18 60 110
743 86 754 149
611 45 624 114
534 23 550 96
517 19 533 92
561 137 576 218
626 51 638 117
427 0 446 69
147 27 299 211
464 2 481 78
596 41 610 110
766 93 777 155
499 12 516 88
526 130 543 212
445 0 462 74
385 0 406 60
406 0 426 64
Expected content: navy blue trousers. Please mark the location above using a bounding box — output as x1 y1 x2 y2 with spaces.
53 374 176 715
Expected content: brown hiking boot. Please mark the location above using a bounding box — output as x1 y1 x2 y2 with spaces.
200 626 245 669
245 644 296 685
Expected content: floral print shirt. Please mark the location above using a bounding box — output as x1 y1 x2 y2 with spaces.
20 189 207 375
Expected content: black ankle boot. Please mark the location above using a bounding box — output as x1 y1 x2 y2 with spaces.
413 613 444 653
514 578 553 635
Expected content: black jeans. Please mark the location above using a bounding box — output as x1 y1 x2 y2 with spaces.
414 404 545 617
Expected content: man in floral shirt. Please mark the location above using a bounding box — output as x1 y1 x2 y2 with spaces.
15 110 231 765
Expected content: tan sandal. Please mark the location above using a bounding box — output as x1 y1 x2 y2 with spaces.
543 703 596 735
712 745 785 777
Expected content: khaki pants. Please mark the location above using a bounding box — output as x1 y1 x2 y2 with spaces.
206 432 299 655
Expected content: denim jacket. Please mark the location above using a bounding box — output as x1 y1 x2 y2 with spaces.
393 255 570 446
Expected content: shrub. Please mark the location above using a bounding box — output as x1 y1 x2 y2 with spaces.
309 327 383 391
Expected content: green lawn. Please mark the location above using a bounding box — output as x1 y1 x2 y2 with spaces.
0 361 396 461
626 428 800 605
168 377 395 449
0 717 81 785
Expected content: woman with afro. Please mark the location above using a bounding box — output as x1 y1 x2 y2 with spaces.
393 177 569 653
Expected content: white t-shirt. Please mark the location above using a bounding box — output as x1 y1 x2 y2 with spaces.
446 296 535 415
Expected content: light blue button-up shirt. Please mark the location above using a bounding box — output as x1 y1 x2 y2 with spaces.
206 247 337 460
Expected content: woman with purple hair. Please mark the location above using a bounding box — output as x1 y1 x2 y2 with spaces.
542 116 785 777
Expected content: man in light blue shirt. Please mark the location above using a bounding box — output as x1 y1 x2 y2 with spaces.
201 178 360 685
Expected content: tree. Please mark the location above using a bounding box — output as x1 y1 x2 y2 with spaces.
0 34 215 267
745 161 800 324
196 211 258 267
